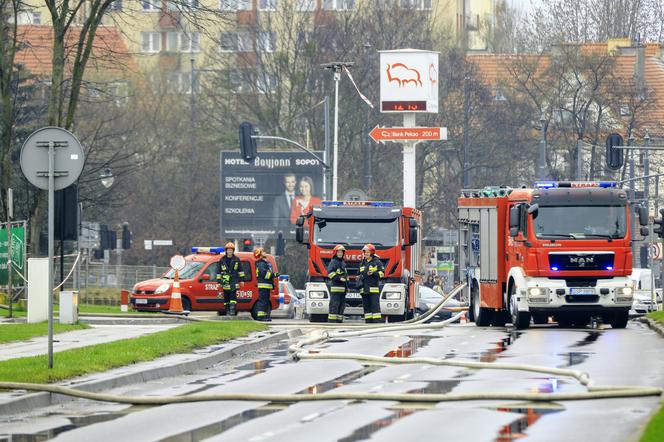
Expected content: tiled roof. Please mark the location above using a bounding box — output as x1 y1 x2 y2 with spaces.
14 25 138 77
468 43 664 137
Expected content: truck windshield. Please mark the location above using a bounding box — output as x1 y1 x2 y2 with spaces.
314 218 399 246
163 261 205 279
533 206 627 239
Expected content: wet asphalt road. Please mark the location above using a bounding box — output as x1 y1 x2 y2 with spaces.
2 320 664 442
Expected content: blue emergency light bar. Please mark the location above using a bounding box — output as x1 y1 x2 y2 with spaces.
321 201 394 207
279 275 289 281
535 181 617 189
192 247 225 254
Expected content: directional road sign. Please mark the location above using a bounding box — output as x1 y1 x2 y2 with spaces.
369 125 447 144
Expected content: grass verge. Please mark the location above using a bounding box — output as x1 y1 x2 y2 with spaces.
647 311 664 325
0 321 267 384
1 303 147 318
0 322 89 344
641 312 664 442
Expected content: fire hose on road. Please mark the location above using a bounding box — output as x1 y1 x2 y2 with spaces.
1 283 662 405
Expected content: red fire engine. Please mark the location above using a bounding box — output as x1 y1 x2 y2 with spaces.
458 182 648 329
295 201 422 322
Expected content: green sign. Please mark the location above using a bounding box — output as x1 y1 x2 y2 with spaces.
0 225 25 286
437 261 454 271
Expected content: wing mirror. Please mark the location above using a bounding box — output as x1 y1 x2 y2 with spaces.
638 206 648 226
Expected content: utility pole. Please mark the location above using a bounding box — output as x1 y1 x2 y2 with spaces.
363 43 372 192
322 62 353 201
576 139 583 180
628 135 637 267
463 74 470 187
6 189 12 319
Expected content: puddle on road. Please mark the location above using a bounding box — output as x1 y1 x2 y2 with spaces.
571 331 601 348
407 379 461 395
298 367 381 395
463 330 523 363
383 336 435 358
160 408 278 442
2 412 126 442
558 352 592 368
337 409 417 442
494 405 564 441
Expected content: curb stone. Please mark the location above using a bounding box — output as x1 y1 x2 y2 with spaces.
0 328 302 416
639 316 664 338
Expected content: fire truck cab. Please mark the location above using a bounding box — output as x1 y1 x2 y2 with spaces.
131 247 280 318
458 182 648 329
296 201 422 322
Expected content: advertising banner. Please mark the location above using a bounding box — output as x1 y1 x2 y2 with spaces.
0 224 26 286
379 49 439 113
220 151 325 239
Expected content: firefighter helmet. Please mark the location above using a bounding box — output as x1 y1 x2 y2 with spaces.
362 244 376 255
253 247 265 259
333 244 346 254
224 242 235 250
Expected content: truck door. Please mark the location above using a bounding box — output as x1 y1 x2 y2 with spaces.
237 260 254 304
507 203 527 270
191 261 224 307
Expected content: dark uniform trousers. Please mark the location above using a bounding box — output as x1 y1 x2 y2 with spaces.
359 256 385 323
327 257 348 323
255 258 276 320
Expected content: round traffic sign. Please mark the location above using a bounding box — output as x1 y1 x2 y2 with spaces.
649 244 660 260
170 255 186 271
20 127 85 191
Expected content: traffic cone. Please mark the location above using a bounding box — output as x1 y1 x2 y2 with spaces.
164 270 189 315
460 310 467 324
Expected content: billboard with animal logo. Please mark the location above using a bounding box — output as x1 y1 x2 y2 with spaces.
379 49 439 114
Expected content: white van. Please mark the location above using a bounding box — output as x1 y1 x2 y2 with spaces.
629 268 662 315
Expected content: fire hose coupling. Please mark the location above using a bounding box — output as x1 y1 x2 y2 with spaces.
527 287 550 303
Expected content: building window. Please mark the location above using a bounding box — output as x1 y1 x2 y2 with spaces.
296 0 315 10
166 32 200 52
399 0 430 10
322 0 353 10
141 0 161 11
238 31 253 52
32 11 42 24
257 71 277 93
620 104 631 116
108 0 122 11
140 32 161 52
219 32 237 51
258 0 277 10
220 0 251 10
257 32 276 52
167 0 198 10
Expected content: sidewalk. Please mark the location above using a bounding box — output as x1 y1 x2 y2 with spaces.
0 323 182 362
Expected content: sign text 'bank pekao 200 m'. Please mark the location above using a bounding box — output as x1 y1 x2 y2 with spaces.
219 151 325 239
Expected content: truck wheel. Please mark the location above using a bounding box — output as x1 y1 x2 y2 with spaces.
309 314 328 323
467 286 475 322
509 289 530 329
609 311 629 329
473 284 493 326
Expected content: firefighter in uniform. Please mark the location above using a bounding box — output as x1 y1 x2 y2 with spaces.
327 244 348 323
254 248 277 322
358 243 384 323
216 242 245 316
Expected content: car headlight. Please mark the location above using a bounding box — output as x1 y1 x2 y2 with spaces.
616 286 633 302
384 292 401 300
155 283 171 295
308 291 328 299
527 287 549 302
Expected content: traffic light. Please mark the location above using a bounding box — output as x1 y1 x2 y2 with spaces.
100 224 110 250
122 224 131 249
654 209 664 239
54 185 78 241
242 238 254 252
605 133 624 170
239 122 257 162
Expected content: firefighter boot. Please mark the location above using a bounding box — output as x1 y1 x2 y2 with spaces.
229 302 237 316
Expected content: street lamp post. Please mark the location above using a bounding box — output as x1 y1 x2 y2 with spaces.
538 111 547 180
363 43 372 192
322 62 354 201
